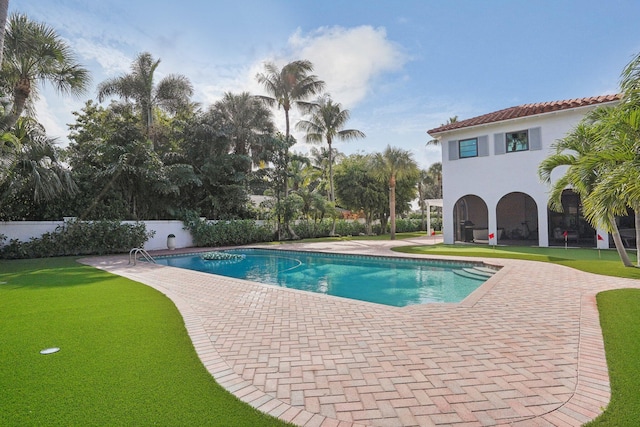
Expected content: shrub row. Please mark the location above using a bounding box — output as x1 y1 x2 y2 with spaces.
291 219 367 239
186 219 274 247
0 220 153 259
394 218 424 233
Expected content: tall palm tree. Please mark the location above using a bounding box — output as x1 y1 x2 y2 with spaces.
210 91 274 168
296 94 365 203
372 146 419 240
1 13 90 130
538 109 633 267
581 106 640 266
255 60 324 239
255 60 325 147
97 52 193 139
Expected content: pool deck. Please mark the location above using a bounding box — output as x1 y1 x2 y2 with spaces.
82 236 640 426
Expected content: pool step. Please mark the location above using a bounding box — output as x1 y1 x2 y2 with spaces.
453 269 487 281
462 267 496 277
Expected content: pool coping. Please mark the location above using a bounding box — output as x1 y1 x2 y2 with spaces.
81 237 640 426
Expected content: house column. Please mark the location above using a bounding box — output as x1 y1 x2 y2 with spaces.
537 201 549 247
488 200 498 245
443 197 455 244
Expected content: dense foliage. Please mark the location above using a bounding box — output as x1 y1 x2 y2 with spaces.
0 219 153 259
0 12 439 246
181 212 274 247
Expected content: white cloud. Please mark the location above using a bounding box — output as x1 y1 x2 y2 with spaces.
34 96 69 144
235 25 409 158
73 39 132 76
287 26 407 107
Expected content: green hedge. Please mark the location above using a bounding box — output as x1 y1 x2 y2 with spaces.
185 219 274 247
393 219 423 233
291 219 366 239
0 220 153 259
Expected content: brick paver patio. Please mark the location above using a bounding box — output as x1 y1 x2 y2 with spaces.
82 237 640 426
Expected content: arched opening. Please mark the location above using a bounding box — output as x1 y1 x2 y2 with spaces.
547 189 595 246
453 195 488 243
617 207 636 248
496 192 538 244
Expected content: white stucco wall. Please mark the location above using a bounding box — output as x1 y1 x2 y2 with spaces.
435 104 611 248
0 220 193 251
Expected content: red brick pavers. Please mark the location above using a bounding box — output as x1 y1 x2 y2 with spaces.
82 239 640 426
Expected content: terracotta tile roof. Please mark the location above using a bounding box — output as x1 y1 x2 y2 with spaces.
427 94 621 135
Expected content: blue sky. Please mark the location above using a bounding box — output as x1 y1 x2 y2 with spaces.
11 0 640 168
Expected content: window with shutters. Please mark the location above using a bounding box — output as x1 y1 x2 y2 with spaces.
506 130 529 152
458 138 478 158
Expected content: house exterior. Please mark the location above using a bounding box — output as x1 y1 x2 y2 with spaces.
427 94 621 249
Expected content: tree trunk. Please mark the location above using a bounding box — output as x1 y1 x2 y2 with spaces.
287 222 299 240
635 208 640 267
389 177 396 240
609 215 633 267
328 139 334 203
0 0 9 66
4 77 30 130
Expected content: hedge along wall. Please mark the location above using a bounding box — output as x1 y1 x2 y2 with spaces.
0 219 193 251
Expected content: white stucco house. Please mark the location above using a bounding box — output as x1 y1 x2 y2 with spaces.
427 94 623 249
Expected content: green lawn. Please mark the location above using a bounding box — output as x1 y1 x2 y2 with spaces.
587 289 640 426
0 257 291 426
393 243 640 279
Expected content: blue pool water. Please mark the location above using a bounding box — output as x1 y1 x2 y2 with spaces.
155 249 490 307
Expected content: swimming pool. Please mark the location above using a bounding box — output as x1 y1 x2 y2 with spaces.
155 249 495 307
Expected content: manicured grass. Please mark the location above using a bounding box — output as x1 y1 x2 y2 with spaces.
586 289 640 426
266 231 436 244
393 244 640 279
0 257 290 426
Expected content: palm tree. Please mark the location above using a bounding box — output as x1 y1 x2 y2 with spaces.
296 94 365 203
309 146 344 199
0 117 76 205
210 92 274 169
255 60 325 239
255 60 325 146
1 13 90 130
417 166 442 232
372 146 419 240
621 51 640 106
427 116 458 146
538 109 633 267
581 106 640 266
97 52 193 139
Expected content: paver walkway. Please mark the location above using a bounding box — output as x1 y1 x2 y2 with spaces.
82 237 640 426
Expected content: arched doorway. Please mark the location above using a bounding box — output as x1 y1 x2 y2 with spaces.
496 192 538 244
453 195 488 243
547 189 595 246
